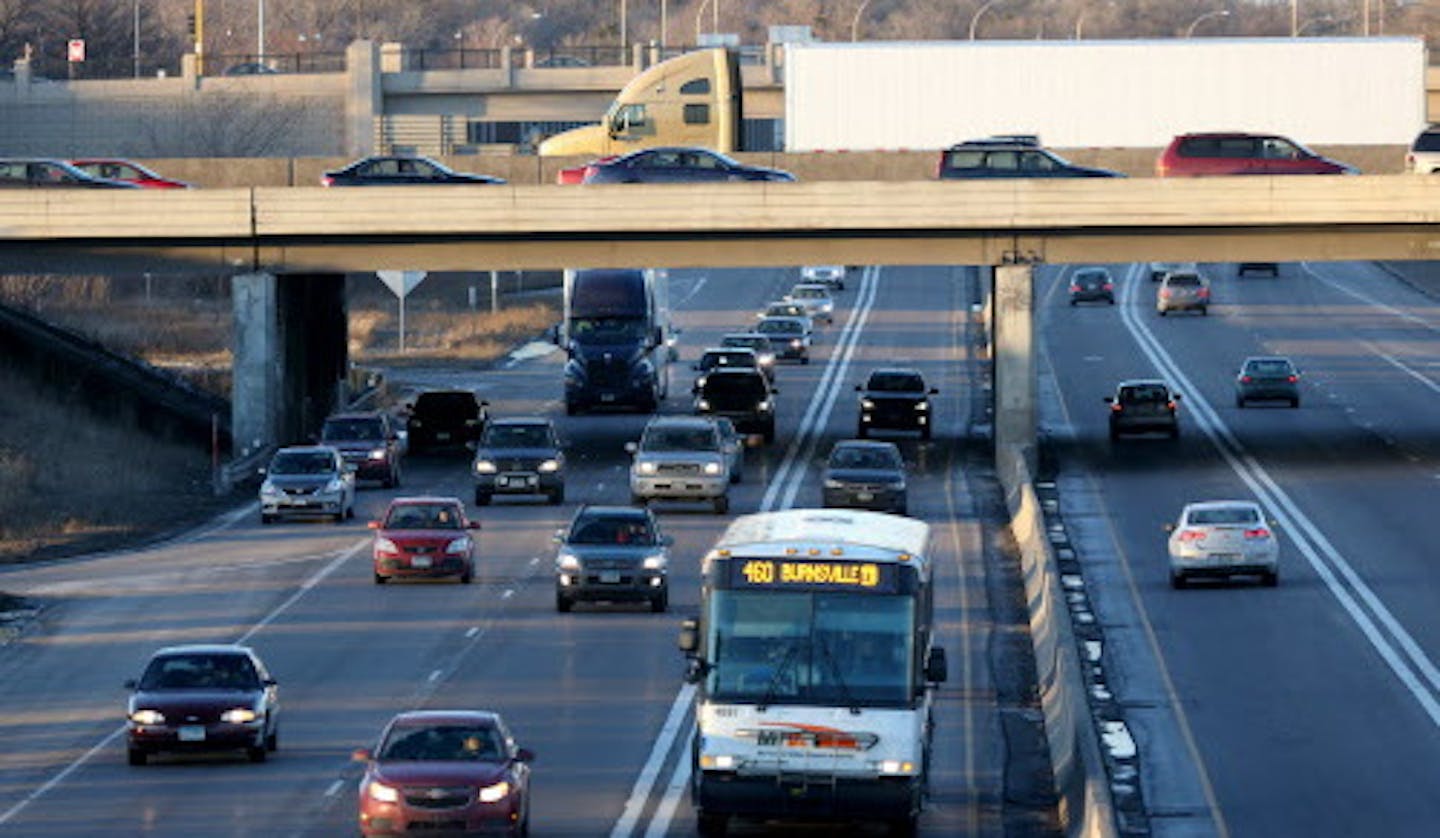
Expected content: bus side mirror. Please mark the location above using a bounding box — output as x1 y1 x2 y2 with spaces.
925 647 948 684
678 617 699 653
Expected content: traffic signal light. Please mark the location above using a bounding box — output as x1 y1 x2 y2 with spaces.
187 14 196 37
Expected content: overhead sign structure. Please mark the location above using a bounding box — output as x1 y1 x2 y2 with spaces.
376 270 427 353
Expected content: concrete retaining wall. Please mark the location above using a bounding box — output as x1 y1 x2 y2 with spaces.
998 443 1117 838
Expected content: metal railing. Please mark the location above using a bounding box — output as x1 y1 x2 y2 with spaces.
406 47 512 71
207 52 348 75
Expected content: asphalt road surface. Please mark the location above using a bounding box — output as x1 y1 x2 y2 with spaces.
0 265 1049 836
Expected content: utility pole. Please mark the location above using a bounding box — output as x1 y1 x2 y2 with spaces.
194 0 205 76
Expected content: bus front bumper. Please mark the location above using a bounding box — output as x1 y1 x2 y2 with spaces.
694 770 921 821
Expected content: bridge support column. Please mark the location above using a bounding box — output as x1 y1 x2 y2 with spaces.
232 273 348 455
993 263 1037 476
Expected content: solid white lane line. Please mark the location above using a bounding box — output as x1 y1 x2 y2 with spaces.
1118 266 1440 727
466 626 481 638
428 669 444 683
325 779 345 797
1360 340 1440 397
1305 262 1440 334
608 684 697 838
0 537 371 826
617 267 883 838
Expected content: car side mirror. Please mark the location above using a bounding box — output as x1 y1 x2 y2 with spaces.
1162 522 1176 532
351 748 373 763
367 520 382 530
553 530 566 543
624 442 638 454
1172 394 1182 401
678 617 700 653
770 387 779 395
257 467 267 476
263 678 278 687
124 679 137 690
929 388 939 395
924 647 948 684
515 747 536 763
692 363 702 371
854 385 863 392
1102 396 1114 404
546 324 561 344
466 521 481 530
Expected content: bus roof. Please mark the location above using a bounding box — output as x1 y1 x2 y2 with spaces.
710 509 930 568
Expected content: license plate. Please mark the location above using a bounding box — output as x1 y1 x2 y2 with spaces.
411 556 432 568
436 432 451 441
500 474 536 488
600 571 622 584
601 393 617 402
178 726 206 742
856 491 874 502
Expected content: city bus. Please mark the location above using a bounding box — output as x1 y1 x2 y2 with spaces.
678 509 948 836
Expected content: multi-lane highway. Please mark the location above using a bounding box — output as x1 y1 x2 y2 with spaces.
0 266 1053 836
1039 261 1440 837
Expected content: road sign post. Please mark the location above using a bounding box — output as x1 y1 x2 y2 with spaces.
376 270 427 353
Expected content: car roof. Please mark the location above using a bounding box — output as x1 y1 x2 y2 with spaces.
387 709 501 727
1242 355 1293 364
1117 378 1169 388
760 315 807 325
867 367 924 378
415 388 476 397
790 283 829 291
1183 500 1263 512
276 445 339 454
831 439 902 453
151 644 255 657
489 416 551 427
573 505 650 520
702 346 756 355
387 496 466 507
703 367 765 379
646 415 717 429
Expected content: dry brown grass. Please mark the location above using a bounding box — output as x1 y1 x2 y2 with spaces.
353 301 559 363
0 365 230 563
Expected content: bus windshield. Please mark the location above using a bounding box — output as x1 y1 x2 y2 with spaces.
705 591 915 708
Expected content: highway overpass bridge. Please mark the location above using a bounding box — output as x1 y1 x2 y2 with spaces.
1 176 1437 466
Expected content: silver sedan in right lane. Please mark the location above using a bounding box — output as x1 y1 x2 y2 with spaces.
1166 500 1279 589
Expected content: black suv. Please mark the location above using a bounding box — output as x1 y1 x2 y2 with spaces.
856 368 938 440
319 411 403 487
693 368 777 444
405 390 489 454
471 417 566 505
936 136 1122 180
1105 379 1181 440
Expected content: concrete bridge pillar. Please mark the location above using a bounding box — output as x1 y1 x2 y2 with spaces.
232 273 348 456
993 263 1037 477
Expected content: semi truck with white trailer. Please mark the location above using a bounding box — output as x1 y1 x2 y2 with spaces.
783 37 1427 152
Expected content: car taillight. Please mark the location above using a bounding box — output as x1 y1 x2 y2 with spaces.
1069 285 1081 292
1110 403 1123 413
582 165 598 180
1287 375 1298 383
1166 401 1177 411
1160 290 1171 298
1198 288 1210 298
320 175 333 187
1240 375 1253 383
1102 283 1113 291
1178 529 1206 542
1244 527 1272 540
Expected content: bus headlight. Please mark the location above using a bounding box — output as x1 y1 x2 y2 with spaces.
700 754 741 770
878 759 916 775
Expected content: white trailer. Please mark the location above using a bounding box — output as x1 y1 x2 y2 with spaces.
783 37 1427 151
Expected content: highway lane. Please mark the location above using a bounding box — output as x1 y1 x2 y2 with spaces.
1039 260 1440 837
0 265 1030 836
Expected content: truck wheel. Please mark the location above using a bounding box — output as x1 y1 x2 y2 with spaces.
127 747 148 766
374 573 388 585
549 486 565 505
1171 571 1188 589
555 592 573 613
565 401 582 416
887 816 919 837
713 495 730 515
474 491 492 506
651 590 668 613
763 424 776 445
696 813 729 838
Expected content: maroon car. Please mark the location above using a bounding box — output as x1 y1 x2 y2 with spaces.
1156 132 1356 177
355 710 534 837
370 497 479 584
125 644 280 765
70 158 192 188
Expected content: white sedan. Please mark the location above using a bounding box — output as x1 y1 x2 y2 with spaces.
786 283 835 325
1166 500 1278 588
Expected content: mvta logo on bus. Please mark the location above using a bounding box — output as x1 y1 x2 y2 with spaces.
738 723 880 751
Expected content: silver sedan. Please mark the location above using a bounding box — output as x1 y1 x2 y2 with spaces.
1166 500 1279 588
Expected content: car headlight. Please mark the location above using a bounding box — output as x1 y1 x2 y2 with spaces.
703 462 722 475
634 360 655 379
367 781 400 803
861 399 876 410
538 459 561 473
790 338 802 348
368 448 387 460
637 461 657 475
757 400 772 412
890 480 908 490
474 460 497 474
220 708 257 724
642 554 668 570
758 354 775 366
696 398 711 411
557 552 581 572
374 537 398 554
324 478 344 493
915 402 929 411
821 303 833 312
477 780 511 804
410 419 423 428
445 538 470 555
130 709 165 725
824 479 844 490
259 481 280 498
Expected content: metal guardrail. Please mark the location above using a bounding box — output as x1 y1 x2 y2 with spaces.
208 52 348 75
406 47 512 71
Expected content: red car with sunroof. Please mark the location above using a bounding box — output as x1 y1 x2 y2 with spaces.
369 497 479 584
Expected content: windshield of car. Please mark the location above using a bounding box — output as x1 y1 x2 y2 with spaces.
1165 275 1203 288
569 316 648 343
1415 131 1440 153
722 336 766 352
569 515 655 545
766 304 805 317
867 373 924 392
1074 271 1107 285
790 287 824 300
385 504 463 530
701 352 753 370
139 653 260 691
1188 506 1261 525
379 724 504 762
642 426 718 452
270 451 336 475
483 424 552 449
757 319 801 336
830 447 900 470
1119 385 1170 404
1246 360 1293 376
322 418 384 441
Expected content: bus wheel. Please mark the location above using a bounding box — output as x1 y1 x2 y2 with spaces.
696 812 729 837
887 815 919 837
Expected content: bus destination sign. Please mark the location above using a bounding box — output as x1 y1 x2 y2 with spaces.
729 559 898 593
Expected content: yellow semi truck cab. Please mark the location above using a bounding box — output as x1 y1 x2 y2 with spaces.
539 48 742 157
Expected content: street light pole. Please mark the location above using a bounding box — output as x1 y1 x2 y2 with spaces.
620 0 627 54
1290 0 1298 37
969 0 1003 41
695 0 710 42
850 0 874 42
133 0 140 77
258 0 265 62
1184 9 1229 38
1296 14 1336 36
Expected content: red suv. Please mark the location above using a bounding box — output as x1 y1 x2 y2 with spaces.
1156 133 1356 177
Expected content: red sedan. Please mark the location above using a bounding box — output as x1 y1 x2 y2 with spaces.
370 497 479 584
555 155 616 184
69 158 191 188
355 710 534 837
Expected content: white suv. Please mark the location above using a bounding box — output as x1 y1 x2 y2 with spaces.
800 265 846 290
626 417 732 514
1406 125 1440 174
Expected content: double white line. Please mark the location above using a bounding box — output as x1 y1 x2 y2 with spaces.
1117 264 1440 727
609 266 885 838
